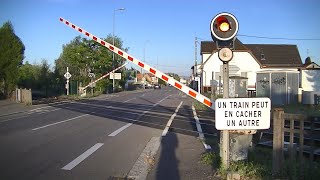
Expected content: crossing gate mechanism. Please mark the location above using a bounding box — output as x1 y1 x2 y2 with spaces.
80 63 128 92
59 17 214 109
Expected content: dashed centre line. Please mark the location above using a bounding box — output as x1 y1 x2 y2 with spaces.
62 143 104 170
108 123 133 136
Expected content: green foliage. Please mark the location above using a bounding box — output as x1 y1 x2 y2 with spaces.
167 73 180 81
0 21 25 98
200 152 221 168
193 101 210 111
274 159 320 180
278 103 320 116
55 34 127 92
158 78 166 86
305 56 312 65
18 60 65 97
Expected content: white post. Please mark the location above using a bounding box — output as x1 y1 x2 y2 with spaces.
66 67 69 95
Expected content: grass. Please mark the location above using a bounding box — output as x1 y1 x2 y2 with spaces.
280 103 320 116
200 136 320 180
193 93 222 111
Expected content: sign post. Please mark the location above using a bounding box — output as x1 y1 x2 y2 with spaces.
210 12 239 168
88 72 95 96
222 63 230 167
64 67 72 95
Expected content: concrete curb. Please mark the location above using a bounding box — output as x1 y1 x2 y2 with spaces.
127 137 161 180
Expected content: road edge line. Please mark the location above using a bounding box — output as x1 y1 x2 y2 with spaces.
192 104 212 150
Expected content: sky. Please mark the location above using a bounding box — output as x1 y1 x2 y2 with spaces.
1 0 320 76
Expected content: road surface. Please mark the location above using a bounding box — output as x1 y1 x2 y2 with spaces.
0 87 216 180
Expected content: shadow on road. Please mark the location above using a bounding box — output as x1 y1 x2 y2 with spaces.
47 95 217 138
155 133 180 180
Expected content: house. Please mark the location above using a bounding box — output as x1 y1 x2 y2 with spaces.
300 57 320 93
304 57 320 69
200 39 303 94
136 73 158 85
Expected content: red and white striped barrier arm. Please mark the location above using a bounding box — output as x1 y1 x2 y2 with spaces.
81 62 128 90
59 17 214 109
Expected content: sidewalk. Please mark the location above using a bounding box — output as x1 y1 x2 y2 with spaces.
146 132 219 180
0 100 35 115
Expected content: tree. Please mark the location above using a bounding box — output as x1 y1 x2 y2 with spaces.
18 61 40 89
0 21 25 98
305 57 312 65
55 34 127 93
167 73 180 81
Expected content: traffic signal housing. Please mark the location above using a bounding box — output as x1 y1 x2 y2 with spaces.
210 12 239 47
210 12 239 62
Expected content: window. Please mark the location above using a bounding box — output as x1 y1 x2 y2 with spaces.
261 53 266 60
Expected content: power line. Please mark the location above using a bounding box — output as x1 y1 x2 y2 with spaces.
238 34 320 41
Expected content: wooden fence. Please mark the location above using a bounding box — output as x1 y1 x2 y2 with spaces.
272 108 319 177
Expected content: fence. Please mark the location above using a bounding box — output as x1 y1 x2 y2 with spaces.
272 108 320 177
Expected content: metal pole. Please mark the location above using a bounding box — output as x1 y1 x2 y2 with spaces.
91 78 93 96
112 10 115 93
222 62 230 168
66 67 69 96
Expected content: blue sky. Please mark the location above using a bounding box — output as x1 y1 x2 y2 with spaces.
1 0 320 76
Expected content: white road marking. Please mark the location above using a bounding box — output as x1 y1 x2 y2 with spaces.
136 95 171 120
0 115 29 123
109 95 172 137
140 93 145 97
108 123 133 136
0 108 61 124
192 105 211 150
31 114 89 131
162 101 183 136
61 143 104 170
123 98 136 103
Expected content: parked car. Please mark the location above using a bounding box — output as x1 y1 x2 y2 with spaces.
154 84 161 89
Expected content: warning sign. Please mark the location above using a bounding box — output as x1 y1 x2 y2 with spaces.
215 98 271 130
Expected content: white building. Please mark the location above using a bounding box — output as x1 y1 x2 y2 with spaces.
199 39 303 95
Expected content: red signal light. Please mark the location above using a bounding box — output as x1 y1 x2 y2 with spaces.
210 13 239 41
216 16 230 32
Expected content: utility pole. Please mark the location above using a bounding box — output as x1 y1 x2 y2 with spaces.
194 36 199 92
112 8 125 93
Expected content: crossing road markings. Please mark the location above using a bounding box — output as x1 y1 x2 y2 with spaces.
123 98 136 103
62 143 104 170
192 105 211 150
109 95 172 137
31 114 89 131
162 101 183 136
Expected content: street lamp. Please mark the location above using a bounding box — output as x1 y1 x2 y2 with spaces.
112 8 125 93
142 40 149 89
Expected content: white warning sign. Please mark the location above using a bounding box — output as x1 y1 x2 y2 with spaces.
215 98 271 130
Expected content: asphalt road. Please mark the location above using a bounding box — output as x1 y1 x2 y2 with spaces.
0 86 216 180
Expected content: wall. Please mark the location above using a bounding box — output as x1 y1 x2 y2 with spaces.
301 69 320 92
201 52 260 90
14 88 32 105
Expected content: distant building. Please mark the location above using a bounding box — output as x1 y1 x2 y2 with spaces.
136 73 158 85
